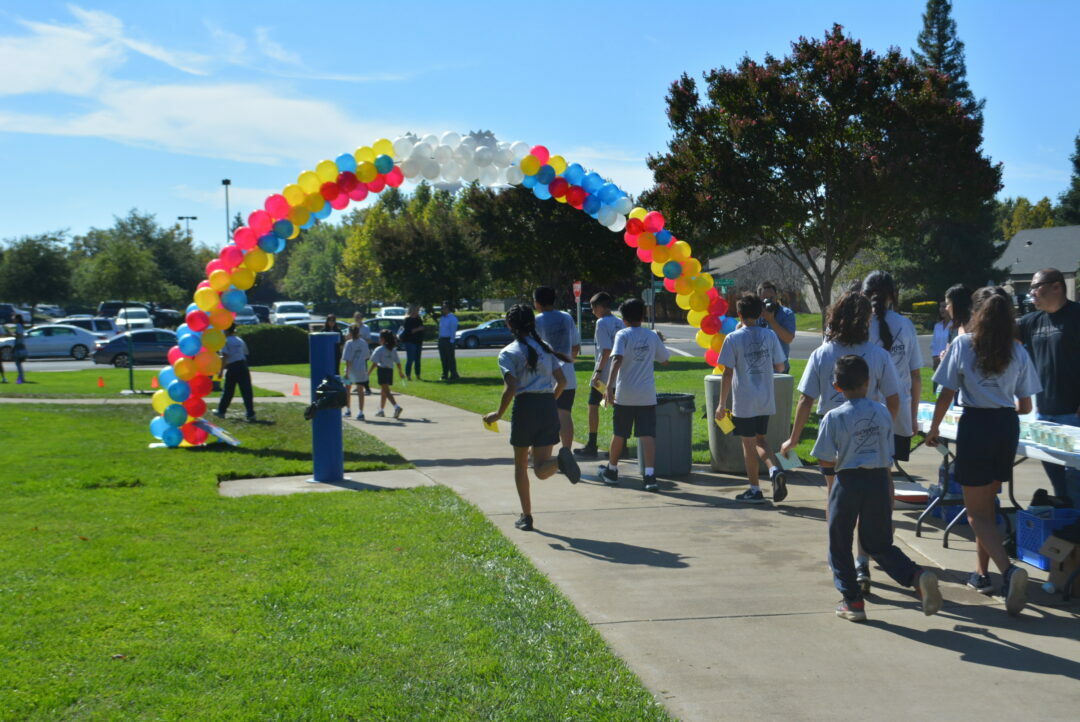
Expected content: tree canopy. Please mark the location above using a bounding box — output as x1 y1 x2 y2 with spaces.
0 232 72 309
912 0 983 116
1057 131 1080 226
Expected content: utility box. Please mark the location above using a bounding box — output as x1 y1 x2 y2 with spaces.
638 392 696 477
704 374 794 475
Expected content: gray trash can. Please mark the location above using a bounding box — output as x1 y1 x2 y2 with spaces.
638 392 696 476
704 373 793 474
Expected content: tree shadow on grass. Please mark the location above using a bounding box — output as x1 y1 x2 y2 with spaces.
533 529 691 568
204 445 408 467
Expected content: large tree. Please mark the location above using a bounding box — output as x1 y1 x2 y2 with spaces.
912 0 983 117
645 24 1001 320
1057 131 1080 226
1001 196 1057 240
0 232 72 310
77 236 159 304
281 222 348 305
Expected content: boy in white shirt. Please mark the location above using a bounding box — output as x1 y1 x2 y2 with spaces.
576 292 622 459
715 294 788 503
341 324 371 420
534 285 582 484
599 298 670 491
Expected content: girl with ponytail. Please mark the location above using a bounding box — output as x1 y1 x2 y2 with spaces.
927 286 1041 614
484 304 572 532
862 271 924 460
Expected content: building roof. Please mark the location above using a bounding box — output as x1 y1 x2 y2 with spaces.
995 225 1080 276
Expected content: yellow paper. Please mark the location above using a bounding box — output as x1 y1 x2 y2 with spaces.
592 378 607 393
483 418 499 433
715 413 735 434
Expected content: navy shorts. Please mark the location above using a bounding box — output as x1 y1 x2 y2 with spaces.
732 415 769 438
556 388 576 411
587 378 614 406
613 404 657 439
955 407 1019 486
376 367 394 386
894 435 912 462
510 393 560 448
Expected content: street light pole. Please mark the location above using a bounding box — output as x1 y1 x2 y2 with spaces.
221 179 232 243
177 215 197 239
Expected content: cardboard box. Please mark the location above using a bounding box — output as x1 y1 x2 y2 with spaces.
1038 535 1080 595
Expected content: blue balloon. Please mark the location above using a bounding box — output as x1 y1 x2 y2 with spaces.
532 183 552 200
257 233 282 253
336 152 357 173
162 426 183 448
272 219 294 238
598 183 621 205
721 316 739 334
178 333 202 357
300 216 316 230
158 366 178 388
536 165 556 185
582 195 602 215
522 174 537 189
374 154 394 174
313 202 332 220
185 303 198 314
662 261 683 279
164 403 188 427
150 416 170 439
221 289 247 313
582 172 604 194
167 379 191 403
176 323 191 338
656 230 673 246
564 163 585 186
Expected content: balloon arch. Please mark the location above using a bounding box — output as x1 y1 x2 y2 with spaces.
147 131 733 447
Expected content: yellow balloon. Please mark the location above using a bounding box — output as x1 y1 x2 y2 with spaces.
638 232 656 251
549 155 567 174
288 206 311 227
287 224 300 240
357 162 378 183
674 277 693 295
209 308 233 330
520 154 540 176
710 332 726 352
373 138 394 157
304 193 325 213
264 253 275 271
689 310 708 328
629 207 648 221
231 267 255 290
194 287 219 312
712 365 726 375
676 293 692 310
695 273 713 290
244 248 269 271
669 240 691 261
174 357 197 381
209 269 231 293
695 330 712 348
315 159 338 183
283 184 306 206
202 328 226 352
652 245 670 263
298 170 321 194
152 389 170 414
683 258 702 276
651 261 666 278
689 291 710 312
354 146 376 164
555 195 568 203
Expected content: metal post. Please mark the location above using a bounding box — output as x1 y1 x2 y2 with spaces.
309 332 345 483
222 179 232 242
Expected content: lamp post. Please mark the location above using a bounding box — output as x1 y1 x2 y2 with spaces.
222 179 232 242
177 215 197 239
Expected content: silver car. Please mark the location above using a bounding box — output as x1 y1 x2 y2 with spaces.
234 305 259 325
0 324 104 361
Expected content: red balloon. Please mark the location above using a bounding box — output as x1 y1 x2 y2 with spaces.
167 346 184 365
265 194 291 220
330 193 349 210
188 374 212 398
708 297 729 317
320 182 339 201
181 422 208 445
219 245 244 269
644 210 665 233
337 171 358 193
248 210 272 235
234 227 257 250
626 217 645 235
636 247 653 263
530 145 550 164
565 185 586 208
183 396 207 418
624 231 640 248
705 349 720 366
385 166 404 188
707 286 719 300
700 315 721 335
348 185 369 201
663 278 677 293
549 178 569 198
367 175 387 193
197 280 211 289
205 259 226 277
186 310 210 331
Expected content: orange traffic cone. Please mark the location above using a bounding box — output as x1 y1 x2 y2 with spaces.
291 383 301 396
97 376 105 388
150 376 159 389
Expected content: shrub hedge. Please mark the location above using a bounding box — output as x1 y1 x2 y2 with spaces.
912 301 938 315
236 324 309 365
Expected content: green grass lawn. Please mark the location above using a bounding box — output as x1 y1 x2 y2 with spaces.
0 403 668 719
0 368 282 399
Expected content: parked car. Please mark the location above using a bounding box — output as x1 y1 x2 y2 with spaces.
271 301 311 325
55 316 121 337
37 305 65 318
234 305 259 325
0 303 31 324
375 305 407 320
115 307 155 331
250 304 271 324
93 329 177 367
364 317 404 337
152 308 183 328
0 324 104 361
97 300 152 318
455 318 515 349
283 319 315 332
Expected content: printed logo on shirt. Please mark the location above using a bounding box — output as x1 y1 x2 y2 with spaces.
890 340 906 363
746 336 770 375
852 416 884 453
977 376 1001 390
632 339 651 362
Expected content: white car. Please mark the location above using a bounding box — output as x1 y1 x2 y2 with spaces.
376 306 407 319
271 301 311 325
115 307 155 331
37 305 65 318
55 316 121 337
0 324 104 361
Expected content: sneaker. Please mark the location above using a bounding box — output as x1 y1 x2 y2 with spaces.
856 563 872 595
558 447 581 484
1003 565 1029 617
514 514 533 531
772 470 788 503
573 444 599 459
212 410 225 419
643 474 659 492
735 488 766 504
836 598 867 622
343 409 351 418
598 464 619 486
966 572 994 595
245 414 256 422
375 409 385 417
913 569 943 616
393 405 403 419
357 412 365 421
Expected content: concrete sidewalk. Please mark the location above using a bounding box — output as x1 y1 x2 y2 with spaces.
258 372 1080 720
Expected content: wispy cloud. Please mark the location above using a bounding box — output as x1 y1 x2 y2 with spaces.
566 144 655 195
65 4 210 75
253 26 299 65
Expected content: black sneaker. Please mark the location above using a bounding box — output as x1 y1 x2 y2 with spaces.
856 563 872 595
573 444 599 459
598 464 619 486
1003 564 1028 616
735 488 766 504
966 572 993 595
514 514 533 531
558 447 581 484
772 470 788 503
643 474 659 492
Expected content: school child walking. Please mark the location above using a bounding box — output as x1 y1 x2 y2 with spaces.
813 355 942 622
715 293 788 503
341 324 371 420
368 329 405 418
484 305 573 531
576 292 622 459
599 298 670 492
926 287 1041 615
534 285 582 483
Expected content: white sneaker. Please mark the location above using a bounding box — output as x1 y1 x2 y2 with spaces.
343 409 351 417
375 409 385 417
357 412 365 421
393 405 403 419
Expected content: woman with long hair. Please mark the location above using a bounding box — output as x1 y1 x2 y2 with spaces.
484 304 572 531
862 271 924 462
944 284 973 341
927 287 1041 615
401 305 425 381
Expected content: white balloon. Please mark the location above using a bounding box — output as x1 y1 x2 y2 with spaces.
400 158 420 179
421 134 439 148
510 141 530 160
597 206 617 226
434 144 454 164
607 215 627 232
459 163 480 182
454 144 475 164
505 166 525 185
479 164 499 185
459 135 478 150
494 146 514 167
441 160 461 182
409 142 432 160
440 131 461 148
614 196 633 215
393 137 415 159
474 146 494 167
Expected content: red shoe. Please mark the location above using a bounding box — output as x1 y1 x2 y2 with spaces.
836 598 867 621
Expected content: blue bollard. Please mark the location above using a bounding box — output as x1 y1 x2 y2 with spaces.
309 332 344 483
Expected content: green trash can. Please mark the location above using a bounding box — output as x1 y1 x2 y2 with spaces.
638 392 696 476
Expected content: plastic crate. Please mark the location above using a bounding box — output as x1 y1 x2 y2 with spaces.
1016 508 1080 571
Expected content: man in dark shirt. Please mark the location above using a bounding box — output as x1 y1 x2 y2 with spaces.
1018 268 1080 506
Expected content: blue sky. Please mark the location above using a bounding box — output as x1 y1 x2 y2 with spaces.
1 1 1077 249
